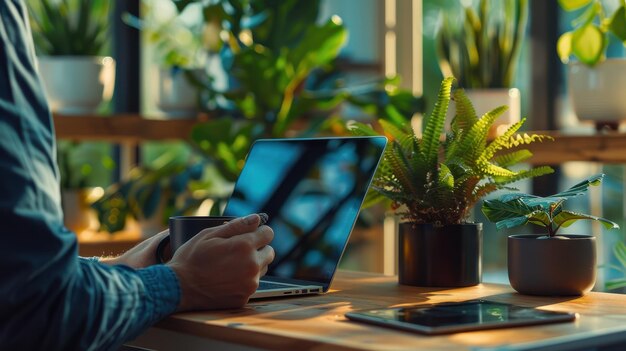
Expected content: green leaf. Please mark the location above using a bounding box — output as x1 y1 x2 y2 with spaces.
614 241 626 269
438 163 454 189
558 0 593 11
493 149 533 167
379 119 412 143
482 198 533 222
557 32 573 63
609 5 626 43
422 77 454 169
571 24 606 66
347 122 379 137
553 210 620 229
551 174 605 198
482 197 552 230
288 19 348 81
606 279 626 291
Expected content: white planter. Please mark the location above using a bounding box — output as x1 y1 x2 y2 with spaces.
447 88 521 136
568 59 626 127
154 67 204 118
38 56 115 115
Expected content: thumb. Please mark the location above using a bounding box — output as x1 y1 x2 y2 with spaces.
207 214 260 239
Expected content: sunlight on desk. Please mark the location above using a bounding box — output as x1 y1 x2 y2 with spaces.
129 271 626 351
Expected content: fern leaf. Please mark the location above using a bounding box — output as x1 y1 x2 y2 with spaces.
477 159 516 177
386 142 418 196
362 188 387 209
480 118 525 163
445 89 478 160
470 183 499 206
507 133 554 148
422 77 454 169
451 88 478 132
438 163 454 189
459 105 508 166
379 119 413 142
493 166 554 185
493 150 533 167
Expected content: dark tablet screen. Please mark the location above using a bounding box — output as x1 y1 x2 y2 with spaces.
345 300 576 334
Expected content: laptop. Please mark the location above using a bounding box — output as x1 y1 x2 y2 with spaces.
223 136 387 299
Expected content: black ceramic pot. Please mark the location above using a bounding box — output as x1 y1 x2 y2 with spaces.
508 234 596 296
398 223 482 287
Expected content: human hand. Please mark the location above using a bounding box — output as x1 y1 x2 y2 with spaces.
100 229 171 268
167 214 275 311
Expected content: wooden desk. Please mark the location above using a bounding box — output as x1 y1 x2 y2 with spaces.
130 271 626 351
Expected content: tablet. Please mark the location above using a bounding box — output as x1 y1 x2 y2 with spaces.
345 300 577 335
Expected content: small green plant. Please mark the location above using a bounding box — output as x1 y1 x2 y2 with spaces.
91 149 212 233
349 77 554 225
436 0 528 88
57 141 115 190
27 0 110 56
557 0 626 67
482 174 620 237
606 241 626 291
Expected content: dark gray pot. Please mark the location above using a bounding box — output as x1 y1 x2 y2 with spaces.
508 234 596 296
398 223 482 287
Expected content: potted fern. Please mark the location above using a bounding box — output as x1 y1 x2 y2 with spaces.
436 0 528 135
27 0 115 114
349 77 553 287
482 174 620 295
557 0 626 129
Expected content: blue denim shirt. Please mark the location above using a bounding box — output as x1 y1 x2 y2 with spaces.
0 1 181 350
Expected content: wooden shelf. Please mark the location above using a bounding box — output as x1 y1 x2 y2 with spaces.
53 115 626 164
53 113 209 142
519 130 626 165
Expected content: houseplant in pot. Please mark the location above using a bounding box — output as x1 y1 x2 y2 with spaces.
57 141 115 233
91 0 424 236
27 0 115 114
122 1 212 117
349 77 554 287
482 174 620 295
557 0 626 129
436 0 528 136
91 147 212 236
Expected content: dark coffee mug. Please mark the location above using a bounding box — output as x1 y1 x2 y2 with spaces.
155 213 268 263
155 216 234 264
170 216 235 253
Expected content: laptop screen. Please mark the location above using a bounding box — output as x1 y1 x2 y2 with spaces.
223 137 387 290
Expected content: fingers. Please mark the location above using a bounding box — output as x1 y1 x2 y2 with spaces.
199 214 261 240
234 225 274 250
257 244 275 272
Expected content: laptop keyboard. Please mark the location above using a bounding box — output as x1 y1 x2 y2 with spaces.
258 281 295 290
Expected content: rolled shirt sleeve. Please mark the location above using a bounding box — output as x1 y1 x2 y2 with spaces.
0 1 181 350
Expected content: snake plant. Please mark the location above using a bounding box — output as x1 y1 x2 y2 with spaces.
349 77 553 225
436 0 528 88
27 0 110 56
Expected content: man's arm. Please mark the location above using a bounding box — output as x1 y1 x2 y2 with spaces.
0 2 180 349
0 2 274 350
